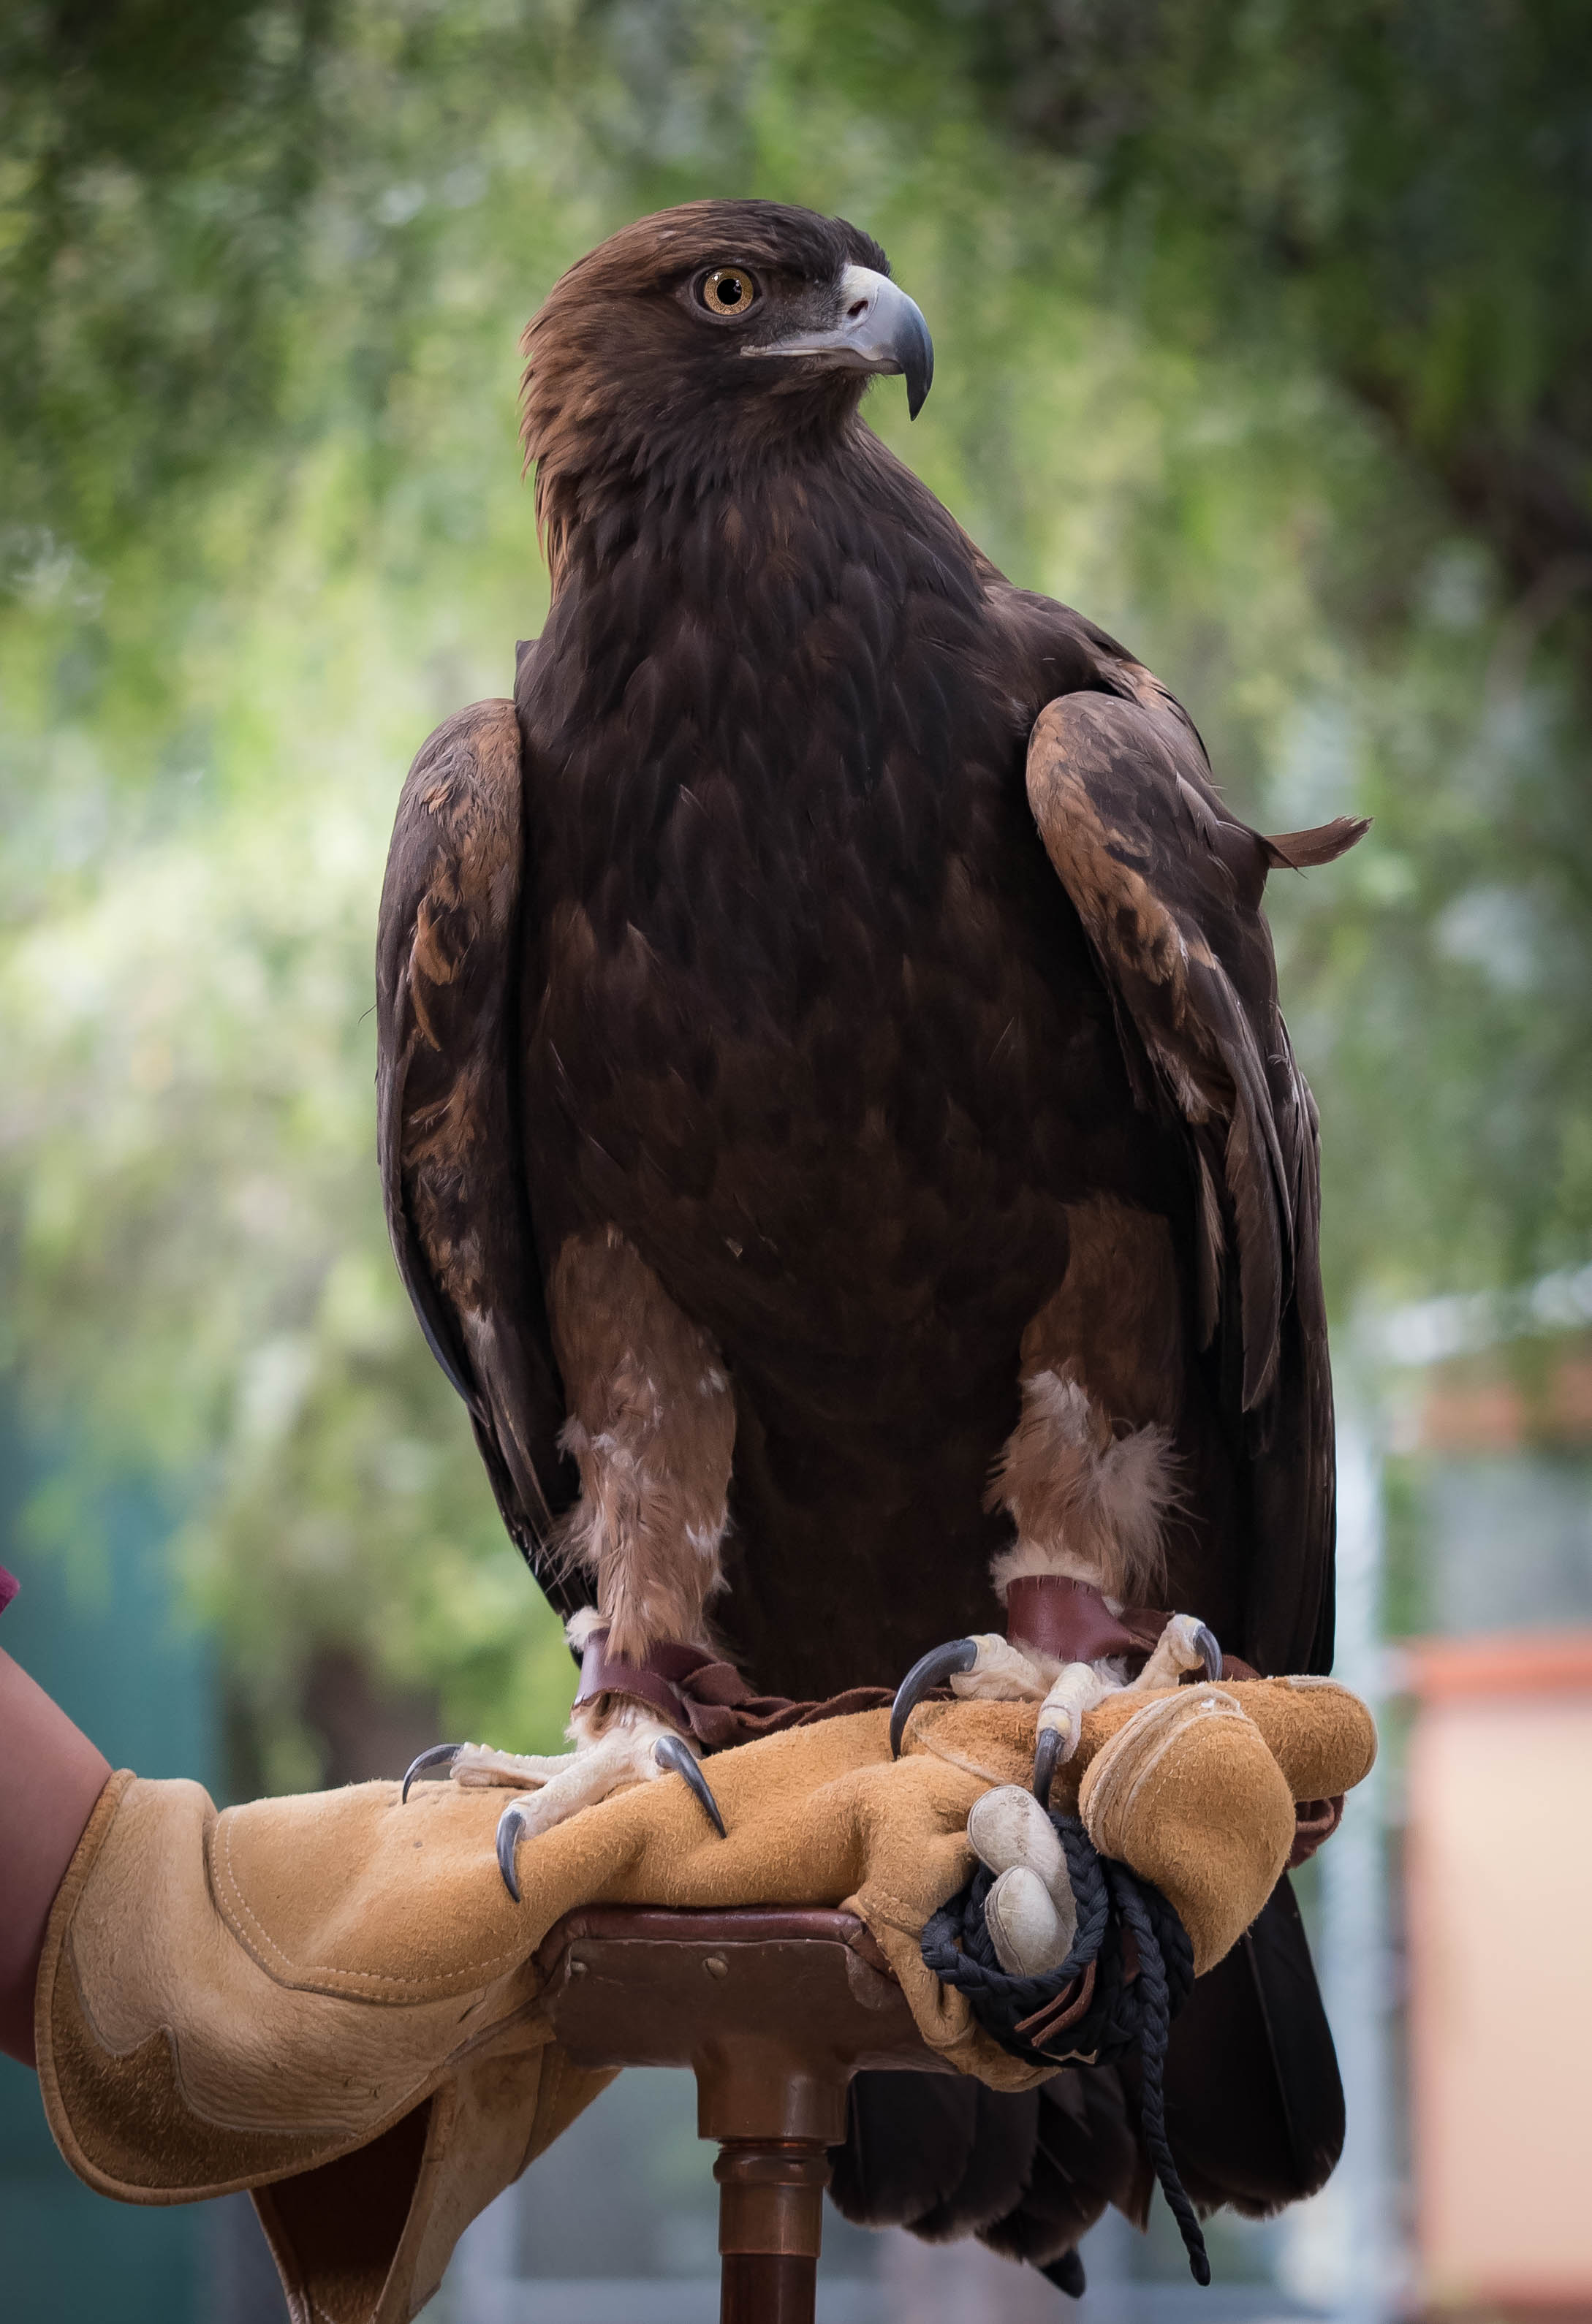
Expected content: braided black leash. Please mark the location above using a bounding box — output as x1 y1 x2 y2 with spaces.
922 1822 1111 2013
922 1815 1208 2286
1106 1859 1208 2284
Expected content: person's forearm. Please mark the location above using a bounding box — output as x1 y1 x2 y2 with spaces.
0 1648 112 2067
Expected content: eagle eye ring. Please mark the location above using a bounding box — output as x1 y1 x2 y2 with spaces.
697 266 760 318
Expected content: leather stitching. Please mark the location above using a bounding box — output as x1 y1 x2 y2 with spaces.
213 1810 528 1996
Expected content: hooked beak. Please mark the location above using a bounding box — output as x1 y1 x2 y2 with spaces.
749 262 934 419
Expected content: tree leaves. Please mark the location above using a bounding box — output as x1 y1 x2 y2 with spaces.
1 0 1588 1771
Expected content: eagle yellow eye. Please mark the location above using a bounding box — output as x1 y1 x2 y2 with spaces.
700 267 758 316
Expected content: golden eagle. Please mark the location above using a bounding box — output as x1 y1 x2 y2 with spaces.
378 200 1363 2285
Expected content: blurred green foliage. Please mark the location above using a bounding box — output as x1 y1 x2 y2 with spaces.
2 0 1589 1774
952 2 1592 580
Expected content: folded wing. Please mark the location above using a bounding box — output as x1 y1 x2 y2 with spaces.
1026 680 1365 1674
376 696 582 1612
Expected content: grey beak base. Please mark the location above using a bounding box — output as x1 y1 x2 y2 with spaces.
749 264 934 418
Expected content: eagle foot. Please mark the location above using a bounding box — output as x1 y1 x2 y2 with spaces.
400 1739 579 1799
1129 1611 1224 1691
889 1611 1223 1806
889 1630 1060 1793
401 1717 726 1898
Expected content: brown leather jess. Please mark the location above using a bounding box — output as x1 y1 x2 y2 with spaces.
573 1579 1257 1753
1006 1576 1170 1665
572 1628 898 1749
1006 1576 1261 1679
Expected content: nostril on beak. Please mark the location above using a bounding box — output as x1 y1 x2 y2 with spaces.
846 299 869 322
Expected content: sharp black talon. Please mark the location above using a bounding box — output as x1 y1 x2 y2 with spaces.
401 1742 463 1804
1194 1624 1224 1682
496 1800 526 1902
1042 2248 1087 2299
654 1733 727 1837
889 1638 979 1758
1034 1724 1062 1812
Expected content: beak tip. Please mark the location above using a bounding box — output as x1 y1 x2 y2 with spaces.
906 329 934 422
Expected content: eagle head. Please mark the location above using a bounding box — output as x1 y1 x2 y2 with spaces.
520 200 933 563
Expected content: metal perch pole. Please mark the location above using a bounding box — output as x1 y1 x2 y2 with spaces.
537 1903 952 2324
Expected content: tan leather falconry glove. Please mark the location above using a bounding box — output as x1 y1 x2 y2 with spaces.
36 1682 1375 2324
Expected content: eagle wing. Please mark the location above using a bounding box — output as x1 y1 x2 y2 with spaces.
1026 677 1366 1674
375 696 582 1612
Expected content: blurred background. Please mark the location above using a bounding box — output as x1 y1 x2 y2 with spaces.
2 2 1591 2318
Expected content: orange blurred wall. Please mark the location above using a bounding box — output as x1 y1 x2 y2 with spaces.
1406 1633 1592 2314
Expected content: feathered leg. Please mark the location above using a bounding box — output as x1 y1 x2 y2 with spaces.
405 1227 736 1882
892 1208 1227 1975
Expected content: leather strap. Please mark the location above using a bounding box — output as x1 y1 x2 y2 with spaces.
1012 1962 1098 2060
572 1631 716 1733
674 1673 895 1753
1288 1795 1346 1868
1004 1574 1259 1683
569 1587 1262 1754
570 1629 896 1752
1004 1575 1169 1666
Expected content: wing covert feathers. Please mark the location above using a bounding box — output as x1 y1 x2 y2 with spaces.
1262 817 1371 871
1028 691 1308 1413
1026 685 1341 1672
376 699 577 1600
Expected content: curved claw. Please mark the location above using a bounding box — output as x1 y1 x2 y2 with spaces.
496 1798 528 1902
401 1742 462 1804
654 1732 727 1837
1033 1724 1063 1813
1194 1624 1224 1682
890 1638 979 1758
1042 2248 1087 2301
